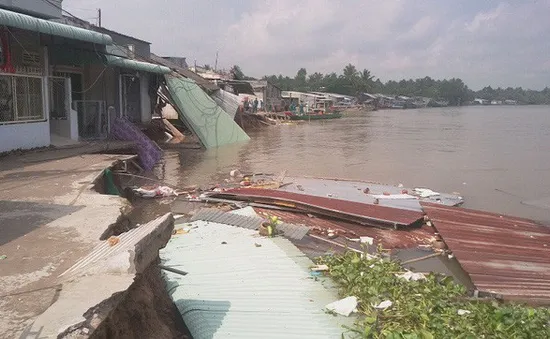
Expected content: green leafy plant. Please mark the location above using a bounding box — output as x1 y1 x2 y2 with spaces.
261 215 280 237
318 251 550 339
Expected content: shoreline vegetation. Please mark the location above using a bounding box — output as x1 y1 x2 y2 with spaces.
229 64 550 106
318 251 550 339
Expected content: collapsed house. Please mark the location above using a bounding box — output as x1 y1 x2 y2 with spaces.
0 5 250 155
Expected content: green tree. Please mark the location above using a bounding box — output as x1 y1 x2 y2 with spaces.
230 65 245 80
295 68 308 91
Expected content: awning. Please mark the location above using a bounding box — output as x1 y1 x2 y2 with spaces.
105 55 171 74
0 9 112 45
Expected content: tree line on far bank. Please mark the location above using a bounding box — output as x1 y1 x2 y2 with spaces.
230 64 550 106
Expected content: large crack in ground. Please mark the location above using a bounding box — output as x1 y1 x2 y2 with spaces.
60 260 190 339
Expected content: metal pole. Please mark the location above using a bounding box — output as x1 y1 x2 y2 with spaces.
98 8 102 27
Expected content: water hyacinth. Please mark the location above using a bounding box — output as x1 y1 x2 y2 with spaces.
317 251 550 339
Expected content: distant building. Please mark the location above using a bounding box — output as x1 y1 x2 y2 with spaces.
245 80 283 111
161 57 188 69
188 66 231 81
473 98 490 105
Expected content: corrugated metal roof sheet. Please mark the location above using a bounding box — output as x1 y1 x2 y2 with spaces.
277 177 463 212
164 75 250 148
160 221 348 339
217 188 424 228
0 9 112 45
254 208 435 250
421 202 550 303
190 208 310 240
211 89 240 119
150 53 219 91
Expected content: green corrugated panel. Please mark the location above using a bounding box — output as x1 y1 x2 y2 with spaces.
0 9 112 45
164 75 250 148
105 55 171 74
160 221 351 339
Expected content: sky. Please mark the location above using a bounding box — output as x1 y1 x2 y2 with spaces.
64 0 550 90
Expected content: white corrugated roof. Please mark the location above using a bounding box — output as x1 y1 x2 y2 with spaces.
160 221 350 339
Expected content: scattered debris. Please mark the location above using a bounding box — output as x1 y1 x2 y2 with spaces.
325 296 358 316
229 169 242 178
310 264 329 272
172 228 188 235
254 243 262 248
360 236 374 245
458 309 471 316
159 264 188 276
221 241 227 245
133 185 178 198
230 206 259 217
107 236 120 247
413 188 440 198
374 300 393 310
396 271 427 281
0 255 7 260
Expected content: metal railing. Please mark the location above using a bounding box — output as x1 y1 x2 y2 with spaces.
0 74 45 124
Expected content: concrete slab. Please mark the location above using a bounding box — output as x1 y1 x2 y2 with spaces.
0 153 142 338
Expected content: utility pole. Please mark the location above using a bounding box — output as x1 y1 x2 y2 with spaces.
98 8 102 27
214 51 219 72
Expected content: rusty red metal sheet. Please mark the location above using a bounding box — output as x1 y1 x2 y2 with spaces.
218 188 425 228
421 202 550 303
254 208 435 250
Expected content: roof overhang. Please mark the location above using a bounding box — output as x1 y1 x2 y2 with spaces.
0 8 113 45
106 55 171 74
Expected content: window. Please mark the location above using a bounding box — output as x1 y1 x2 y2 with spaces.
125 44 135 58
49 77 67 119
0 74 44 123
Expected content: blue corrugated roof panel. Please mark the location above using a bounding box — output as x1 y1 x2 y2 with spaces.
160 221 350 339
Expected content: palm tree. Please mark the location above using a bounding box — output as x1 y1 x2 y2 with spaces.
343 64 358 80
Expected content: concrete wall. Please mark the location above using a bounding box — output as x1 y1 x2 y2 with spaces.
106 32 150 59
0 121 50 153
0 0 62 18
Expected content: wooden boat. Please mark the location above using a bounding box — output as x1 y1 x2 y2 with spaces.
288 113 342 120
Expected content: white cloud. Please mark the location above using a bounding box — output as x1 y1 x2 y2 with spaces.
64 0 550 89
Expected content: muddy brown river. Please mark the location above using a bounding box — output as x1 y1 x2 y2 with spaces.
156 105 550 222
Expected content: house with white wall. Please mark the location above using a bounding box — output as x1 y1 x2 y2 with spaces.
0 1 170 153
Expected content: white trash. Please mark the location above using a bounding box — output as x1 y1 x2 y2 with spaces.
396 271 426 282
325 296 358 316
458 309 471 316
374 300 393 310
413 188 440 198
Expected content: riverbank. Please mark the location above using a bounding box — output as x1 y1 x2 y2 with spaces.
0 150 185 338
